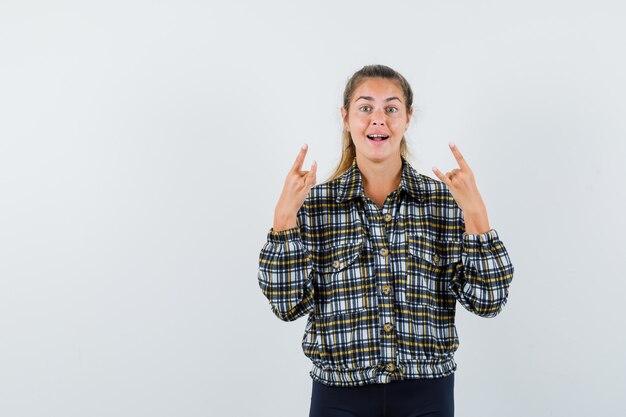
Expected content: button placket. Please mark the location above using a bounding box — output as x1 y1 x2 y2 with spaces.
364 197 401 382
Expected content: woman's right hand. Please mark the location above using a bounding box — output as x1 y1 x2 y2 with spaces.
273 144 317 232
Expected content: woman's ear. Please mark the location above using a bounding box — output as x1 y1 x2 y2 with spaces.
340 106 349 131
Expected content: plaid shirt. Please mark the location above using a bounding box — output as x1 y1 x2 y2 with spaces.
258 157 514 387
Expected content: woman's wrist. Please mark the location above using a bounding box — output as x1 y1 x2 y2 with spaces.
273 211 298 232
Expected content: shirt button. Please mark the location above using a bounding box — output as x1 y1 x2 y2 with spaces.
379 248 389 257
383 213 392 222
381 285 392 296
432 254 440 265
386 363 396 372
383 322 393 332
332 260 341 269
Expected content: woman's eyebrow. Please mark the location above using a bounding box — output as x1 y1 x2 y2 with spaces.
355 96 402 103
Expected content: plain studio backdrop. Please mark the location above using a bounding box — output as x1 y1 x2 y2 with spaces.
1 1 625 416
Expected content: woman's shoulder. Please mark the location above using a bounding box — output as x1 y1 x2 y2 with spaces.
407 167 454 199
304 171 453 204
307 176 345 202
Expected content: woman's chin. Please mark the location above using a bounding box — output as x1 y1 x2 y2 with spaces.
357 150 400 164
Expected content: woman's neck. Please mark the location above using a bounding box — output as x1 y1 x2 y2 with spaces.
356 155 403 204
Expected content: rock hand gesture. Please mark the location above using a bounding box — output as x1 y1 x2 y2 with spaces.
432 142 491 235
273 144 317 232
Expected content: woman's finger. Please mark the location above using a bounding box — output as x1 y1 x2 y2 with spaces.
308 161 317 187
432 166 451 188
291 144 308 173
449 142 470 172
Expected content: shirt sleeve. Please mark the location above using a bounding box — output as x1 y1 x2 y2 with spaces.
257 201 315 322
449 227 515 318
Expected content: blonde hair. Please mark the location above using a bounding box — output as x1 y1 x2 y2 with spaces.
327 64 415 181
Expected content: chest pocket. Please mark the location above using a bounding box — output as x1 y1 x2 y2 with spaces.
406 234 462 309
311 241 377 317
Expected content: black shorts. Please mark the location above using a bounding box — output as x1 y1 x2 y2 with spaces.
309 373 454 417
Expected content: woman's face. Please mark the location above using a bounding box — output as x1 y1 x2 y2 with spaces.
341 77 413 164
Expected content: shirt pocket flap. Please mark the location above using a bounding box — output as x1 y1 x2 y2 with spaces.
408 234 462 266
311 241 364 274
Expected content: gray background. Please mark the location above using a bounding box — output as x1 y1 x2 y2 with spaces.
1 0 625 416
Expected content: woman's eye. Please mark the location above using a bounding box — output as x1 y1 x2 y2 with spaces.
358 105 398 113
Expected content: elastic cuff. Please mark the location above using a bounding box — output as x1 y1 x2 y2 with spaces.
267 226 301 243
462 228 499 245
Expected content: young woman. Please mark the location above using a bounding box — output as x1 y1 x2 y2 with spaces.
258 65 514 417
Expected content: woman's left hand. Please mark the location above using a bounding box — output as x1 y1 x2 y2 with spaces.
432 142 491 233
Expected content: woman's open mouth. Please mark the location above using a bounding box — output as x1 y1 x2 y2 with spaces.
367 134 389 142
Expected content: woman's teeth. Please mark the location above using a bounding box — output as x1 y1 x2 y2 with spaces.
367 135 389 141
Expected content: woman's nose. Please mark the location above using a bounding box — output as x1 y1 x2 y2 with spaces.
371 108 386 125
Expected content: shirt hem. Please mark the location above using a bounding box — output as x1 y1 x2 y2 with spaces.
308 357 457 387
